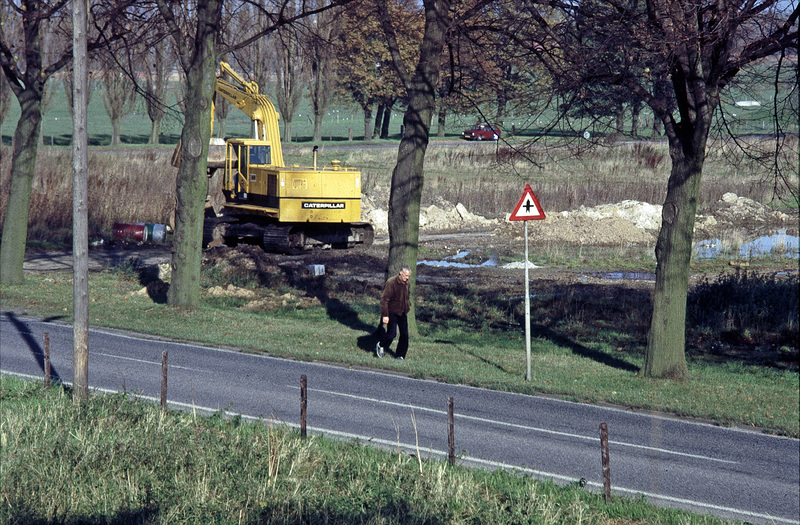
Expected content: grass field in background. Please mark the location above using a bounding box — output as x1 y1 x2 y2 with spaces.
2 70 797 147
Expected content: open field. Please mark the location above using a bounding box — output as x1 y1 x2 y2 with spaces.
2 64 797 147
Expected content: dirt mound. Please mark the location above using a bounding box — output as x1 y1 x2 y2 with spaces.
207 284 257 299
501 213 657 245
362 193 500 235
365 190 796 247
694 192 797 240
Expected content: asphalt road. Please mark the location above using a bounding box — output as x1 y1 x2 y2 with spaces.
2 313 798 525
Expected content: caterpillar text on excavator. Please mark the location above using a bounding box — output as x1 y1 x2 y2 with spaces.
183 61 374 252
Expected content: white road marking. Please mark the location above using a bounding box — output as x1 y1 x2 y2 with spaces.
307 387 738 464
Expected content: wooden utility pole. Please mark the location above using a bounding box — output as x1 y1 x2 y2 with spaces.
72 0 89 403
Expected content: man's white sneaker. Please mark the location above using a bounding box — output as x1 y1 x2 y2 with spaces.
375 342 384 358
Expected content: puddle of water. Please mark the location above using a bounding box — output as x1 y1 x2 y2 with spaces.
693 230 799 259
597 271 656 281
418 257 500 269
418 249 528 269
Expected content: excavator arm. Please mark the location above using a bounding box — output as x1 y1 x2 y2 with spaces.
214 62 284 167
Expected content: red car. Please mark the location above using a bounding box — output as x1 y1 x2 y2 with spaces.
462 123 501 141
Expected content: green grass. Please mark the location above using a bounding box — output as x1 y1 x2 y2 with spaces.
1 265 797 437
4 58 797 148
0 375 740 524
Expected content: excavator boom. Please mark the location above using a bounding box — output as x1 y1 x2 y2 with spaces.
214 62 284 167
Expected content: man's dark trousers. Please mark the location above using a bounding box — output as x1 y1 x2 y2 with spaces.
380 312 408 358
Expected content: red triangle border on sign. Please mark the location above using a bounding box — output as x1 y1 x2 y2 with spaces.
509 184 546 221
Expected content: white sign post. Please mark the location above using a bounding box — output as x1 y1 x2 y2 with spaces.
508 184 546 381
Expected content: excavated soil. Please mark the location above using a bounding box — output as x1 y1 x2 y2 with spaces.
24 191 798 284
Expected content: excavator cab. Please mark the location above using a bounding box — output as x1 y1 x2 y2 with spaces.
222 138 280 217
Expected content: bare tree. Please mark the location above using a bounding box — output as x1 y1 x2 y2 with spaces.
273 16 305 142
100 63 137 145
0 0 133 285
306 2 345 142
380 0 454 334
487 0 797 378
142 42 172 144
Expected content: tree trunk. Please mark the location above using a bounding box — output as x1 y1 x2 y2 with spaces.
313 113 323 142
283 119 293 143
373 103 384 139
0 96 42 285
631 100 641 137
111 117 122 145
643 121 708 379
380 103 392 139
385 0 452 336
363 106 372 141
149 118 161 144
167 3 220 308
437 106 446 138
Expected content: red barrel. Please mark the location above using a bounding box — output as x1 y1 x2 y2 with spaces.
113 222 148 242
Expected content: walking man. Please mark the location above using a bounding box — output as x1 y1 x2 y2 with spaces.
376 265 412 360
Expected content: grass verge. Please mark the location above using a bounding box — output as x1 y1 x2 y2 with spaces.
0 375 738 524
1 260 797 437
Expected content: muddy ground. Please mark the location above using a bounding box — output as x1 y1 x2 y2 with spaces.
20 192 798 371
23 191 798 291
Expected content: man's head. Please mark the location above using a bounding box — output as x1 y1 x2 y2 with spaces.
398 266 412 283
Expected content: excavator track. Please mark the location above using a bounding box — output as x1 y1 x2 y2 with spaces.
262 225 297 252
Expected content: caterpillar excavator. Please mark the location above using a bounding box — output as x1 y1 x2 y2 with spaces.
178 62 374 252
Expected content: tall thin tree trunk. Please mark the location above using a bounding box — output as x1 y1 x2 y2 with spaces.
313 113 323 142
631 101 641 137
283 120 293 143
643 119 709 379
149 119 162 144
437 105 446 138
363 106 372 141
72 0 90 403
111 117 122 145
380 104 392 139
373 103 384 139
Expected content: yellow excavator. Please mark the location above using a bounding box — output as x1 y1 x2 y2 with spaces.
190 62 373 252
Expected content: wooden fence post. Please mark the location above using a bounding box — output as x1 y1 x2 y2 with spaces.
43 332 51 387
300 374 308 439
161 351 168 411
448 397 455 466
600 422 611 503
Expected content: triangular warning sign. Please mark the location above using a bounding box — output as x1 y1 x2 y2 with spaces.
509 184 546 221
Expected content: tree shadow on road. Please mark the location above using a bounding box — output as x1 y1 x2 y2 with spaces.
3 311 64 382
